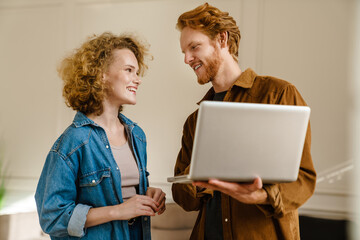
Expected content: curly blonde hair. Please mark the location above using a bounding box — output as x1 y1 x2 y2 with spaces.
177 2 241 61
58 32 150 115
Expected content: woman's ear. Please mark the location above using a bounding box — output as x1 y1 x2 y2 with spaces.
102 72 107 82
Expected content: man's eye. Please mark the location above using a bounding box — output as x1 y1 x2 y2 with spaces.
191 45 198 50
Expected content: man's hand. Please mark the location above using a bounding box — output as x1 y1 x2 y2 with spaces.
192 177 269 204
146 187 166 215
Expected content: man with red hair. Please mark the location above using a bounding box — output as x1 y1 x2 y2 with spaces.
171 3 316 239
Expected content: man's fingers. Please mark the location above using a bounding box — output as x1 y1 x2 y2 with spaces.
193 181 223 193
207 179 236 192
253 177 263 189
244 177 263 192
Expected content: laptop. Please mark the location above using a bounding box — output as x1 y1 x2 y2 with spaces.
167 101 310 184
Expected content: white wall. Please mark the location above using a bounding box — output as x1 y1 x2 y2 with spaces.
0 0 358 220
350 0 360 237
0 0 242 189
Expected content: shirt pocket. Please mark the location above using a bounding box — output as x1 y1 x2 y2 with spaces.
78 168 118 206
79 168 111 187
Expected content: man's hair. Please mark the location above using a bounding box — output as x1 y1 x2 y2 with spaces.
176 2 241 61
58 32 150 115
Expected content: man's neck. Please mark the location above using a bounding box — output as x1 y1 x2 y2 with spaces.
211 57 242 93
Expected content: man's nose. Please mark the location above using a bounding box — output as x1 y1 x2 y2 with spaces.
184 52 194 65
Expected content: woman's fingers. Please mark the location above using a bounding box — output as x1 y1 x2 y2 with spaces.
146 187 167 211
136 195 159 211
157 204 166 215
138 205 156 216
146 187 166 204
125 189 167 218
157 191 166 204
152 189 161 202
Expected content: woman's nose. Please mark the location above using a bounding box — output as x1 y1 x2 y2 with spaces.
133 75 141 85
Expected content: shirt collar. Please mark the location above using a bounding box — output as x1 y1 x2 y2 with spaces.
72 111 136 128
197 68 257 104
73 112 94 127
233 68 257 88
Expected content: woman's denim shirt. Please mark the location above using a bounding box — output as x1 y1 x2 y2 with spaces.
35 112 151 240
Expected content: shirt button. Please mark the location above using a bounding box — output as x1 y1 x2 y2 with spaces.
144 217 148 221
225 218 229 222
116 167 119 170
106 145 109 149
92 180 96 183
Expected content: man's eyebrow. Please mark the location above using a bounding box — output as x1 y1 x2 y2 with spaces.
181 41 195 54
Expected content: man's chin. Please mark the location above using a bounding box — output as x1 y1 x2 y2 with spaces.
197 78 211 85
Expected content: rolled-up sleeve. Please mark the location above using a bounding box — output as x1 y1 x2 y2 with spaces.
67 203 92 237
35 150 92 237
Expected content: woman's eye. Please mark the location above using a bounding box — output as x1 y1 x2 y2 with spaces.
126 68 132 72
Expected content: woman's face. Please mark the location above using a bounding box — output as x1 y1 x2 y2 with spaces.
103 48 141 106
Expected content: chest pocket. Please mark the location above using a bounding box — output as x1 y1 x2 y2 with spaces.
79 168 111 187
78 168 118 206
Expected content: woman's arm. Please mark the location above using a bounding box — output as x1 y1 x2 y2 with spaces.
85 194 159 228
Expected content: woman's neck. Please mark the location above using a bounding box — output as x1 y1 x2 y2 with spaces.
87 101 122 131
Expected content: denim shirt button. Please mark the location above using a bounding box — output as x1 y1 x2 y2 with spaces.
92 180 96 183
106 145 109 149
116 167 119 170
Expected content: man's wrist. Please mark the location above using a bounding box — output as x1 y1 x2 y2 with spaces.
257 188 269 204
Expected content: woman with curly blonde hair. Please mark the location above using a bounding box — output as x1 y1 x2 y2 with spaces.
35 32 166 240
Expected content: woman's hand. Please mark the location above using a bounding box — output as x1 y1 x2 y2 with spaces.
146 187 166 215
114 194 159 220
85 190 166 228
85 194 159 227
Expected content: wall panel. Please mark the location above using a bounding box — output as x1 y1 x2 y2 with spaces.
0 2 65 189
259 0 353 172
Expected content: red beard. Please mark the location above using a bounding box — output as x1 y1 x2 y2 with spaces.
197 47 221 85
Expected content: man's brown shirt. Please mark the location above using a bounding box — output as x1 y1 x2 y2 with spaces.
172 68 316 240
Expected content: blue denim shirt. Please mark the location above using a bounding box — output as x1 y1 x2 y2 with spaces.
35 112 151 239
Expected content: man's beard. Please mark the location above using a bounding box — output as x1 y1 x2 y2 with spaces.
197 48 221 85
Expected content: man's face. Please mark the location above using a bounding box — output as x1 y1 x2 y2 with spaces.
180 27 221 85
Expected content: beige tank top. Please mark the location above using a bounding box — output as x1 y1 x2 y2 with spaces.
111 141 139 201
